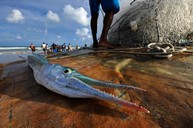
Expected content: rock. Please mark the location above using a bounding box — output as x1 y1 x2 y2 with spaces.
109 0 193 47
1 50 193 127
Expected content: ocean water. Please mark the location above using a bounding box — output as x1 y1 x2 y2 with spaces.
0 46 43 64
0 46 42 54
0 46 78 64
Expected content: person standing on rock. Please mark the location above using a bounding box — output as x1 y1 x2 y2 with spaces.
89 0 120 48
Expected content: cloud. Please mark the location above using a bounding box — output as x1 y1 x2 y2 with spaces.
75 28 91 40
57 35 61 38
76 28 89 36
46 10 60 22
87 34 91 39
63 4 90 26
16 35 22 40
44 28 48 35
6 9 25 23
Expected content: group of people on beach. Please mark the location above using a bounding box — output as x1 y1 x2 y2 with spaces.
30 0 119 54
29 42 74 55
50 43 73 53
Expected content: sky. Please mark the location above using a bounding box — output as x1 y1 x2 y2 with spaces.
0 0 133 47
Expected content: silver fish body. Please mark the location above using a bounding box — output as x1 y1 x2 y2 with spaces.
25 54 149 113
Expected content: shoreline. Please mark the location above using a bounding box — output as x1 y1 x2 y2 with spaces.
0 54 28 65
0 51 43 64
0 46 80 64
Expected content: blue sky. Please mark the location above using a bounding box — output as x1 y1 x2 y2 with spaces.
0 0 131 47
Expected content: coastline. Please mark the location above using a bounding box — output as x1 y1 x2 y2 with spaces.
0 54 28 64
0 50 43 64
0 46 79 64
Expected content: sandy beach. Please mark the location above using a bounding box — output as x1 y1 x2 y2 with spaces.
0 49 193 128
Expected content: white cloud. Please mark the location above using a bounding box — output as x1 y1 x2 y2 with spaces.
87 35 91 39
63 4 90 26
57 35 61 38
46 10 60 22
6 9 25 23
75 28 91 40
16 35 22 40
44 28 48 35
76 28 89 36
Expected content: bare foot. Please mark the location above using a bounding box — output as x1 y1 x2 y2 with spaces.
98 40 114 49
92 40 98 48
93 43 98 48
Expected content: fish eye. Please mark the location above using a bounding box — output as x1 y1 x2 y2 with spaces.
63 69 71 74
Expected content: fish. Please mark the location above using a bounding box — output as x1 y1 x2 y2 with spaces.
21 54 149 113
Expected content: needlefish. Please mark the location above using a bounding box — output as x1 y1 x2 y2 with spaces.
21 54 149 113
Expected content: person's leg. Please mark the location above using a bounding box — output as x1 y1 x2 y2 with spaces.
89 0 100 48
98 0 120 48
91 13 99 48
98 11 114 48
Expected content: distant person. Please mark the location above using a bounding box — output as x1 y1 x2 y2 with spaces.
89 0 120 48
46 44 49 49
41 42 47 55
29 43 35 53
62 43 66 52
68 43 72 51
51 43 57 53
45 44 49 54
76 44 78 50
84 44 87 49
57 45 62 52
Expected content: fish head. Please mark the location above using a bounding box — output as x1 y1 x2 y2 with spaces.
51 64 76 77
42 64 149 113
45 64 95 98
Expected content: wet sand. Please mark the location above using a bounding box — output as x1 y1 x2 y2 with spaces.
0 49 193 128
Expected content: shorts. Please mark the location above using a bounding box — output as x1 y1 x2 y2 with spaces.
89 0 120 15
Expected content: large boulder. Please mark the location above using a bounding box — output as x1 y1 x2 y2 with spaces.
108 0 193 47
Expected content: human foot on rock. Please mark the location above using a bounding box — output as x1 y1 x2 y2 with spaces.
92 44 98 48
98 40 114 49
92 41 99 48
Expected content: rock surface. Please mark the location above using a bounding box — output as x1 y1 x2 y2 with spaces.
109 0 193 47
0 49 193 128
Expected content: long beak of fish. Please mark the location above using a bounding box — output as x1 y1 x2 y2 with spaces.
71 72 149 113
73 72 146 91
